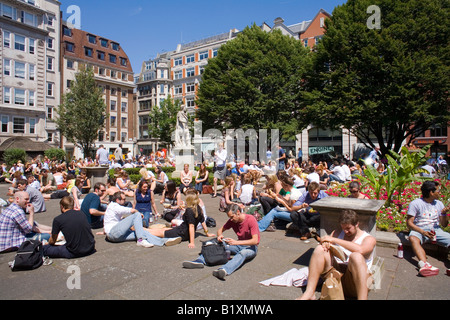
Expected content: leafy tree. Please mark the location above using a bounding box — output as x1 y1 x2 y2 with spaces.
196 24 311 140
56 66 107 158
147 95 182 146
299 0 450 157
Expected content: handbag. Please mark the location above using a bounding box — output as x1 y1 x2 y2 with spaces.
201 239 228 266
202 185 213 194
320 269 345 300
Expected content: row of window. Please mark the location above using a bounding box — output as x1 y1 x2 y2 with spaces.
98 131 127 143
0 2 39 27
64 41 128 67
1 115 37 134
3 87 35 107
173 49 218 66
3 57 56 79
173 65 206 80
63 26 120 52
3 30 35 53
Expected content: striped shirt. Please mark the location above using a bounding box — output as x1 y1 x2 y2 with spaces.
0 203 33 252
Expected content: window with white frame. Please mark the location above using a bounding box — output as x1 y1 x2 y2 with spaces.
174 85 182 95
47 57 54 71
47 82 53 96
13 117 25 134
174 70 182 80
186 54 195 63
47 132 53 142
186 83 195 93
3 87 11 103
29 91 35 107
186 98 195 108
14 88 25 105
3 59 10 76
121 132 127 143
1 116 8 133
28 39 35 54
3 31 10 48
29 64 35 80
15 61 26 79
15 34 25 51
199 51 209 60
121 102 127 112
110 116 116 127
21 11 37 27
110 100 116 111
47 107 53 120
29 118 36 134
212 48 218 57
174 57 182 66
121 117 127 128
47 38 53 49
186 67 195 77
1 4 16 20
110 131 116 142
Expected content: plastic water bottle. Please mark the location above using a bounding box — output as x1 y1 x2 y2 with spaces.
149 214 154 224
397 243 404 259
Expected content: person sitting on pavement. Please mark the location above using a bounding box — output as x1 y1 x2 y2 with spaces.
298 210 376 300
43 196 96 259
133 179 159 228
182 203 259 281
406 180 450 277
236 174 258 206
257 174 302 232
16 178 46 213
147 192 215 248
327 160 346 184
39 168 57 194
80 183 107 230
0 191 51 253
104 191 180 248
179 164 193 195
290 181 329 240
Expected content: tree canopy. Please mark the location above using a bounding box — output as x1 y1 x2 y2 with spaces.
196 24 312 140
298 0 450 157
56 66 107 158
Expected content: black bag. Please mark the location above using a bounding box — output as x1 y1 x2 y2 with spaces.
201 239 228 266
206 217 216 228
10 240 44 272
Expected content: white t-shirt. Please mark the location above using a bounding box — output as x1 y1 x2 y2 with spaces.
306 172 320 184
332 166 346 181
239 184 254 204
104 202 134 235
407 198 445 229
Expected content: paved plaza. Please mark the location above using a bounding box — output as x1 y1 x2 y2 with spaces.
0 183 448 302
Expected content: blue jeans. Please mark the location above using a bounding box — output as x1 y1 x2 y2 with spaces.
106 212 166 247
141 211 152 228
258 207 292 232
197 244 258 275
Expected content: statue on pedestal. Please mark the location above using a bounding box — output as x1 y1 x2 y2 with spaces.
175 105 191 147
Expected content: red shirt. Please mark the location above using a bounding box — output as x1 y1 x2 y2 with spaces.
223 214 260 245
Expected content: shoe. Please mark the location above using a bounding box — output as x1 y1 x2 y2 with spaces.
419 262 439 277
211 194 217 198
182 260 205 269
213 268 227 280
165 237 182 247
446 269 450 277
300 232 312 241
265 225 276 232
137 239 154 248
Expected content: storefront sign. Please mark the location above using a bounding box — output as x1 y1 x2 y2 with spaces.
309 146 335 155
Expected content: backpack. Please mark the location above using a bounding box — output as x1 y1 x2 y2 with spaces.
201 239 228 266
10 240 44 272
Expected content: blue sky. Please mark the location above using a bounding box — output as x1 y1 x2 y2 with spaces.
60 0 347 74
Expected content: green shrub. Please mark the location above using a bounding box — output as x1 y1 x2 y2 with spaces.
45 148 67 162
3 148 26 166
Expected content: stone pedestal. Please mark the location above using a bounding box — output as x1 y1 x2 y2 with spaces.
310 197 385 237
84 166 109 191
172 146 195 179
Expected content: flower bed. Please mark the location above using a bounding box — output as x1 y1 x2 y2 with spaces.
326 179 450 233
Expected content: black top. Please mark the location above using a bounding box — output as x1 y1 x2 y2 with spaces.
52 210 96 257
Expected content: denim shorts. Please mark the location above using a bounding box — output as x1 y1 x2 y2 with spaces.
409 226 450 247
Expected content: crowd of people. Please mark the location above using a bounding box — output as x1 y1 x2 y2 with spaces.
0 145 449 300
